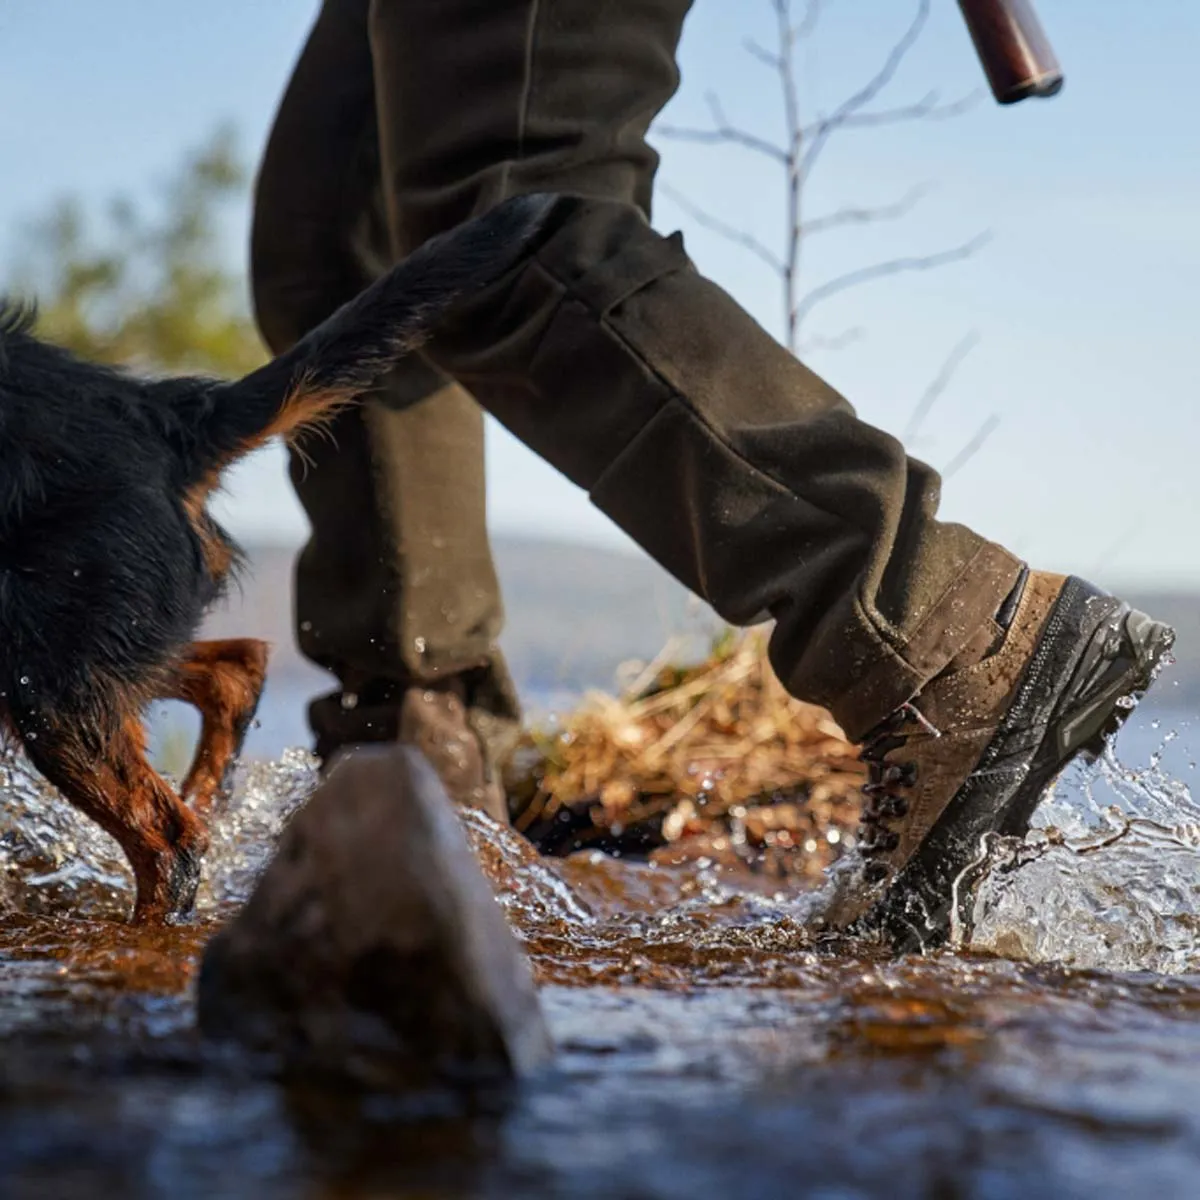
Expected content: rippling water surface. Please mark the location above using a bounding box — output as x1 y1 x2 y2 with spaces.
2 711 1200 1198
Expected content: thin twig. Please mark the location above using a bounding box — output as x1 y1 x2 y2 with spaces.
799 184 930 237
807 90 981 134
744 38 783 72
799 0 932 183
658 91 790 164
904 331 981 441
791 232 991 334
657 182 784 274
655 123 789 164
789 0 823 41
942 413 1000 479
796 327 866 355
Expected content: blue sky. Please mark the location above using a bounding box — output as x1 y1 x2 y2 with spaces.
1 1 1197 586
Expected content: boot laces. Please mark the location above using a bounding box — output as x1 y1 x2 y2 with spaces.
856 703 927 864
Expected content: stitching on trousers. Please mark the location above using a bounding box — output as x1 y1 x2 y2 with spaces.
499 0 542 201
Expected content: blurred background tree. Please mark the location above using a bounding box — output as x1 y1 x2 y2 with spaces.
5 124 264 377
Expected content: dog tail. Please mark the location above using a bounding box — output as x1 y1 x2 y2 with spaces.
173 193 554 482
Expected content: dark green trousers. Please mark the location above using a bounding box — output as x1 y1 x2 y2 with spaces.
252 0 1021 744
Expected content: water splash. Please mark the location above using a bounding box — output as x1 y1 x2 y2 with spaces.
0 753 131 919
966 733 1200 973
1 717 1199 977
0 748 319 922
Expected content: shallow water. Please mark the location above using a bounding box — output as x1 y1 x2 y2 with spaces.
1 713 1200 1197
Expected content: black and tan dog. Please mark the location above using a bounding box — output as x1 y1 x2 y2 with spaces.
0 193 550 922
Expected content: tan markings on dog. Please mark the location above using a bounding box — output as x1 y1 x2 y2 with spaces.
160 639 269 820
250 372 359 450
181 468 234 580
20 710 208 923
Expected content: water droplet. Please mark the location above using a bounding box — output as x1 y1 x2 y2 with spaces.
18 676 29 686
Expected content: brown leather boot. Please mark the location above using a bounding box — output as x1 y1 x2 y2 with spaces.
309 677 513 825
821 570 1174 951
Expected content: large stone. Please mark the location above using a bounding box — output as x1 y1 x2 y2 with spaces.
196 745 553 1088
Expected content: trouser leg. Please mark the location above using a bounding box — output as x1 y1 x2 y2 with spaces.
365 0 1020 741
250 0 520 764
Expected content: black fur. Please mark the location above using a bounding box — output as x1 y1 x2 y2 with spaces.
0 193 553 754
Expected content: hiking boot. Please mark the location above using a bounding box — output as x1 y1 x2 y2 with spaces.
310 677 513 825
819 570 1174 952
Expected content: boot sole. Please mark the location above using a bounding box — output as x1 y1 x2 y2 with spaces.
847 577 1175 954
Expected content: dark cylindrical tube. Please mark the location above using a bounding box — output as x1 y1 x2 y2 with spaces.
957 0 1064 105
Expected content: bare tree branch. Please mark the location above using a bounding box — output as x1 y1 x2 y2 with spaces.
658 91 790 164
657 182 785 275
791 0 823 41
799 184 930 237
655 123 789 163
799 0 931 183
904 331 980 442
942 413 1000 479
792 232 991 334
807 90 981 135
796 327 867 355
744 38 783 72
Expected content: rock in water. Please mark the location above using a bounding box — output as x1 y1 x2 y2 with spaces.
196 745 553 1088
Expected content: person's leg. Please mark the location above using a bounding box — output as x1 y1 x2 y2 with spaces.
366 0 1173 943
365 0 1009 736
250 0 518 817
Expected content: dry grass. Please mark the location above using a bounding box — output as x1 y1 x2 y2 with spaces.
506 628 865 883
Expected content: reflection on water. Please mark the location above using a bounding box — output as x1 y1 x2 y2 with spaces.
0 711 1199 1197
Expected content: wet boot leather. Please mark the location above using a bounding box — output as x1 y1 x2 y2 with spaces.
820 571 1174 950
309 678 513 825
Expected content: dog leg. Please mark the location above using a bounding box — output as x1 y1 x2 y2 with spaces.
161 639 269 820
19 715 209 922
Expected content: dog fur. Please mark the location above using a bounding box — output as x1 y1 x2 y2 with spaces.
0 193 552 921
